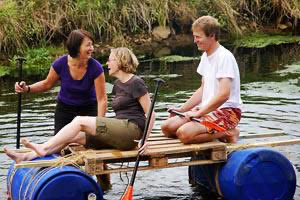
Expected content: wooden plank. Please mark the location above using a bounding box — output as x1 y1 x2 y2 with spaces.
85 159 104 175
15 160 58 169
84 141 226 161
148 139 182 145
149 157 169 167
93 159 224 175
149 133 165 137
211 147 227 161
149 143 186 149
148 137 172 141
239 131 285 139
149 131 285 139
227 139 300 152
13 148 32 153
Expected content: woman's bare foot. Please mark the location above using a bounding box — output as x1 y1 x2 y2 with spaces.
21 138 46 157
4 146 25 163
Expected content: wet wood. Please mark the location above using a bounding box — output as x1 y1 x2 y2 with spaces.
15 160 58 168
227 138 300 152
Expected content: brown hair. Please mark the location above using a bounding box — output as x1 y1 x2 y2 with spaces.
111 48 139 73
66 29 95 58
192 16 220 41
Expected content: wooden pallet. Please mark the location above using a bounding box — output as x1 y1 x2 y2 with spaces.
14 131 300 176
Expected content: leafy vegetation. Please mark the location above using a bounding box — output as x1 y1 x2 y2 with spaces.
1 0 299 57
234 33 300 48
4 46 65 78
0 0 300 78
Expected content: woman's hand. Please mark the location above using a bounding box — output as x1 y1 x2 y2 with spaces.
15 81 29 93
137 140 149 155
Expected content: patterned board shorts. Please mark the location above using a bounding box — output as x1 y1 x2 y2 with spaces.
201 107 241 136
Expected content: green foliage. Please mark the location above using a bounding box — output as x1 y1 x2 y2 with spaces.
159 55 198 63
9 47 54 78
235 33 300 48
0 66 10 77
0 0 300 58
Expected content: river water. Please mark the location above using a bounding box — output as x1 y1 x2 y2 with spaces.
0 43 300 199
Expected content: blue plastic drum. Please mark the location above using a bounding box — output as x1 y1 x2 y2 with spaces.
189 148 296 200
7 154 103 200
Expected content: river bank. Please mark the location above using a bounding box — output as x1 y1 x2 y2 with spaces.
1 0 299 58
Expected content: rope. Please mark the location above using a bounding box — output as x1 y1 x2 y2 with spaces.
8 167 17 199
28 167 58 200
23 168 43 199
214 165 223 197
18 168 37 200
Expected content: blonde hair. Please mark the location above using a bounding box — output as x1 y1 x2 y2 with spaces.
192 16 220 41
111 48 139 73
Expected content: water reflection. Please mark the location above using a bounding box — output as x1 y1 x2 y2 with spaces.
0 43 300 199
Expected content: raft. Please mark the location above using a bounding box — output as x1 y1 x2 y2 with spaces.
7 154 103 200
9 130 300 199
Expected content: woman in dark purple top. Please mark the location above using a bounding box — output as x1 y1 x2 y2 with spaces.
15 29 107 134
5 47 155 164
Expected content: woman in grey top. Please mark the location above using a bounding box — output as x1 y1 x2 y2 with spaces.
4 47 155 163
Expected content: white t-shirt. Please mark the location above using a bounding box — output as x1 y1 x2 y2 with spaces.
197 45 242 109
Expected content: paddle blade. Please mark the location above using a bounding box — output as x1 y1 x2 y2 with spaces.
121 186 133 200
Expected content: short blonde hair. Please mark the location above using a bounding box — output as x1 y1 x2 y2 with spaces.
111 48 139 73
192 16 220 41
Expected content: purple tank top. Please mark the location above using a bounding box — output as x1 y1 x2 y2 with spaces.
52 55 104 106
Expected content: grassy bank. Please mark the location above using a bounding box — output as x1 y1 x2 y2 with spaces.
1 0 299 56
0 0 300 78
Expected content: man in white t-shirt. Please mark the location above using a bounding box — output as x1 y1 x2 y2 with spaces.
161 16 242 144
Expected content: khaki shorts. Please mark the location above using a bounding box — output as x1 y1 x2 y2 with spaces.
85 117 143 151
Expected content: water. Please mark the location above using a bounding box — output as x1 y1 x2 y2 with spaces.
1 43 300 199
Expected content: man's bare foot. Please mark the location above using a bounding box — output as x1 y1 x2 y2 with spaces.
4 146 25 163
225 128 240 143
21 138 46 157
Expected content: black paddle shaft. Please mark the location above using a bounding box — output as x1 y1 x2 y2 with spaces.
16 57 26 149
129 78 165 186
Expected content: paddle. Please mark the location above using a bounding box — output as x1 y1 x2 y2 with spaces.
16 57 26 149
168 109 226 132
121 78 165 200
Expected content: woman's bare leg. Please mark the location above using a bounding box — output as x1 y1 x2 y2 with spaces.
4 146 38 163
22 116 96 157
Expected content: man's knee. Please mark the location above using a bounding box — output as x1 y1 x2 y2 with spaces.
161 121 173 136
161 121 168 132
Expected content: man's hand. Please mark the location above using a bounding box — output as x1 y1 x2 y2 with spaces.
184 110 201 121
167 107 183 118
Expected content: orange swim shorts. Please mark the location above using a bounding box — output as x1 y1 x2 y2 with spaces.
202 107 241 136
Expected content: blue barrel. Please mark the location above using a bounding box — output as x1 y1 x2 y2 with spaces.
189 148 296 200
7 154 103 200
